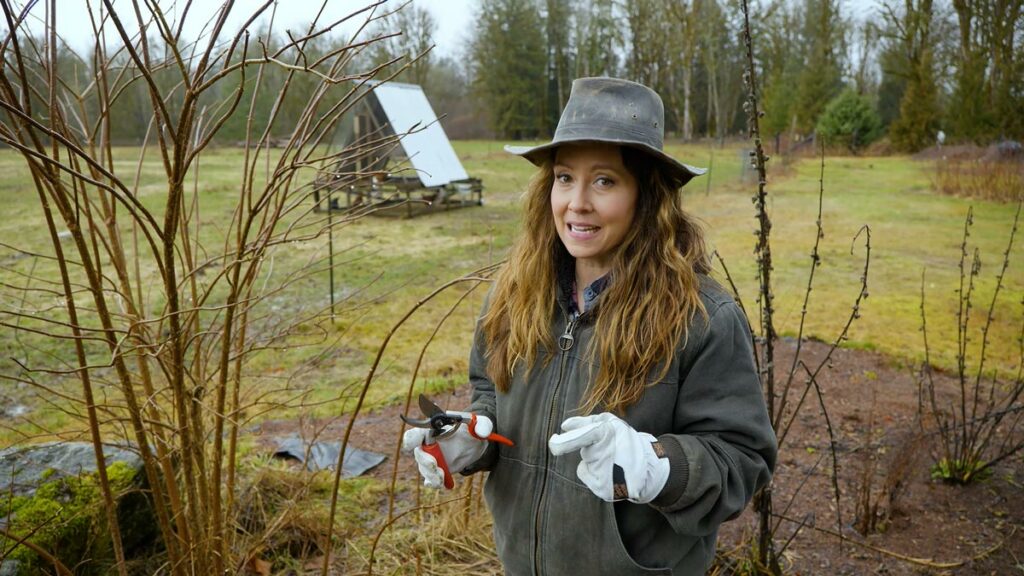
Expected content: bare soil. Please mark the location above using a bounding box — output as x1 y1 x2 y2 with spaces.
252 338 1024 575
719 338 1024 575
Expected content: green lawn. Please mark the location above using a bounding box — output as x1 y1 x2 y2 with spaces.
684 149 1021 375
0 141 1020 446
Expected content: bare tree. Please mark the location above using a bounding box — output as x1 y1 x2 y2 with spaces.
667 0 702 139
0 0 412 572
365 0 437 87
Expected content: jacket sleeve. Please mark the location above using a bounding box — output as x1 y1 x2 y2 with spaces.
650 300 777 536
461 294 500 474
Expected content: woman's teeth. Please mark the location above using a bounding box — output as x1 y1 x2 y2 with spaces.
569 224 598 232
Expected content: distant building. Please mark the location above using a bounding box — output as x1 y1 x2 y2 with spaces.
315 81 482 218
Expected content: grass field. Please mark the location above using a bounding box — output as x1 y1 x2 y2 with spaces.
0 141 1021 446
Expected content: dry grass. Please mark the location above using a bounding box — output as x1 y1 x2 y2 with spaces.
221 460 389 575
345 475 500 576
933 159 1023 203
218 461 502 576
928 144 1024 203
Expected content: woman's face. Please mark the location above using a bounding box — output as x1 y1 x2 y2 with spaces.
551 143 639 276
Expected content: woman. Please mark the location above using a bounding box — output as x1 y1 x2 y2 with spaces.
403 77 777 576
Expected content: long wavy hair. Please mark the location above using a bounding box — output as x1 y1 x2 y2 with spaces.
481 146 712 414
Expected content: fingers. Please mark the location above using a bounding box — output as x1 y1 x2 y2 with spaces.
548 419 608 456
622 432 659 501
547 413 619 456
558 415 595 432
412 447 445 488
559 413 616 431
402 427 431 453
468 414 494 439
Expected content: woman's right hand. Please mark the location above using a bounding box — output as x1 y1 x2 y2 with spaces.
402 411 491 489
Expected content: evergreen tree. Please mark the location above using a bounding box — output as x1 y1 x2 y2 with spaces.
882 0 942 152
876 41 908 128
816 88 882 153
794 0 846 134
761 69 797 140
759 3 802 141
543 0 574 133
890 61 940 151
470 0 547 139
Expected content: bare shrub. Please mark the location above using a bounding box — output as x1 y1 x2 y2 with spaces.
0 1 413 572
853 390 925 535
919 203 1024 484
737 1 872 568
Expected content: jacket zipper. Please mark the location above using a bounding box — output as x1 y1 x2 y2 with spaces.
533 314 578 575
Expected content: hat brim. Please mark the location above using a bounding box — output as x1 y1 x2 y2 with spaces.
504 139 706 187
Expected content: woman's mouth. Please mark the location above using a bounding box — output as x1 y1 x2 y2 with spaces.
567 222 600 239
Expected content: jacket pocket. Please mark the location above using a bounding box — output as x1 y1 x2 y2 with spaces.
539 473 671 575
485 456 540 576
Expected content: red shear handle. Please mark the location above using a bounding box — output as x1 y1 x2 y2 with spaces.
467 413 515 447
420 441 454 489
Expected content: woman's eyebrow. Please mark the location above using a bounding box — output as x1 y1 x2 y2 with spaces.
553 161 623 174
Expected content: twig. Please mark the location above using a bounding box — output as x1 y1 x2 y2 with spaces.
0 524 75 576
773 512 1014 569
321 265 502 576
776 142 827 430
739 0 779 570
387 281 490 521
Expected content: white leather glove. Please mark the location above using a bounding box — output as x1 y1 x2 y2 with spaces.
402 411 491 489
548 412 671 503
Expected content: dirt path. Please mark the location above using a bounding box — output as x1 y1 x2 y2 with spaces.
251 339 1024 575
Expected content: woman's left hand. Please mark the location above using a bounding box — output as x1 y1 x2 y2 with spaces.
548 413 670 503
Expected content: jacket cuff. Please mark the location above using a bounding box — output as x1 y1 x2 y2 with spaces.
651 435 689 507
460 408 499 474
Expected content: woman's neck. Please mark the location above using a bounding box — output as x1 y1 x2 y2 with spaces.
574 261 609 291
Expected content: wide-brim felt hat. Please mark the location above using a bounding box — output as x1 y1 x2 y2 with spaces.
505 77 706 186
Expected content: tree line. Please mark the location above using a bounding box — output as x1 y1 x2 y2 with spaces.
461 0 1022 151
11 0 1021 152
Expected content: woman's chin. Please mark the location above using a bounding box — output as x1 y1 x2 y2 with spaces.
564 244 596 259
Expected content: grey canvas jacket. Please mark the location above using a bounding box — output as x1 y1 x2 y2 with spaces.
464 274 777 576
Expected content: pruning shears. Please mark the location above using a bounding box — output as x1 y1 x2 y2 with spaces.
401 393 515 445
400 394 514 488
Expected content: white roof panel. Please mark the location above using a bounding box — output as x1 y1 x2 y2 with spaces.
368 81 469 187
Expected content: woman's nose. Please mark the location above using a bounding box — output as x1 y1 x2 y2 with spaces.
566 184 591 213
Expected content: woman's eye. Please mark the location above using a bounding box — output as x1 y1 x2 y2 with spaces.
555 173 572 184
595 177 614 188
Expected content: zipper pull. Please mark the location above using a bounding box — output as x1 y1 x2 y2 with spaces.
558 317 578 351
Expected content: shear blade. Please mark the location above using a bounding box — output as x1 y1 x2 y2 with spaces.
399 413 431 428
418 393 445 418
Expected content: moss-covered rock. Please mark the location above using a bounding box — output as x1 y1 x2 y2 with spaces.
0 443 158 575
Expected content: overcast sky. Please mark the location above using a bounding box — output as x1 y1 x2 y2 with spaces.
32 0 476 59
37 0 877 61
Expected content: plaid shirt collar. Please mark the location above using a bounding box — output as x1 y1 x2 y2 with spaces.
568 272 611 318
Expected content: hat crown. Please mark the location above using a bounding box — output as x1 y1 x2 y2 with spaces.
553 77 666 151
503 76 705 185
